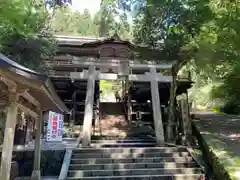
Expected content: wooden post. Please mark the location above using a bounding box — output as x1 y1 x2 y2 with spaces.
70 91 76 135
0 92 18 180
167 67 177 142
31 108 42 180
81 66 96 147
94 89 100 135
125 76 132 124
177 96 184 135
121 80 124 101
149 68 165 145
127 91 132 124
180 93 192 144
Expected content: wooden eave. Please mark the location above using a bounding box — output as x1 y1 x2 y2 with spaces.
55 35 170 62
0 53 69 113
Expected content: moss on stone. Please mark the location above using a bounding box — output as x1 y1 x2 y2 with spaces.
192 121 238 180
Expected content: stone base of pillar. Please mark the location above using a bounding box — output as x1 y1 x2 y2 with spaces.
175 134 188 146
166 125 174 142
81 145 91 148
155 142 165 147
81 139 91 148
30 170 41 180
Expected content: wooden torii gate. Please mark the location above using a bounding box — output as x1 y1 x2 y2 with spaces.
71 60 177 147
0 54 68 180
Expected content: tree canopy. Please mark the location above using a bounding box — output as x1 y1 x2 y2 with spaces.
1 0 240 114
119 0 240 114
0 0 56 71
50 0 132 39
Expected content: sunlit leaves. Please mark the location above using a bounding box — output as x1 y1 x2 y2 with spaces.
0 0 56 71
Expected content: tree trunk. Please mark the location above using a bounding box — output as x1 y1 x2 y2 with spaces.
166 66 178 142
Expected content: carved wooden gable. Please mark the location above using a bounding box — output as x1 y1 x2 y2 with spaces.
98 43 133 60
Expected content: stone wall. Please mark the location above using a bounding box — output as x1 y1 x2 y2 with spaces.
192 122 231 180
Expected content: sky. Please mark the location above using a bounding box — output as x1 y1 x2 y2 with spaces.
71 0 101 14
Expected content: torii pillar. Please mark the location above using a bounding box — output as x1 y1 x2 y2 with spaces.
81 66 96 147
149 67 165 145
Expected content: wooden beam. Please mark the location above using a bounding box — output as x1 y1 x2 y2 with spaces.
70 72 173 82
0 75 17 93
0 69 42 92
18 103 39 119
50 57 174 70
0 92 18 180
0 82 8 93
49 55 176 70
129 74 172 82
20 90 40 107
54 35 104 45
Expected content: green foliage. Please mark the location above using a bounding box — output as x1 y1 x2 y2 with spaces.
2 0 240 114
122 0 240 113
100 80 121 94
186 0 240 112
50 1 133 39
51 7 99 36
129 0 212 65
118 0 240 114
97 0 131 38
210 62 240 114
0 0 56 71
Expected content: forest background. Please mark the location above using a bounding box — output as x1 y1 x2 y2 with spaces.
1 0 240 114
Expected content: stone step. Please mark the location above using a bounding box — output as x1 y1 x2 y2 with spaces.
67 174 203 180
70 156 194 164
68 168 203 177
71 151 191 159
90 139 156 143
73 147 188 154
89 142 156 148
69 162 199 170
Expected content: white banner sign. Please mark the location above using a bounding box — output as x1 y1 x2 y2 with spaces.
46 111 64 142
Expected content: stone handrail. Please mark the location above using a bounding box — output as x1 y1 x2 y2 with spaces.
192 121 232 180
58 149 72 180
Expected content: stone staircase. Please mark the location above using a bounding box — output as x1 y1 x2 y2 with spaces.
96 102 129 137
66 140 204 180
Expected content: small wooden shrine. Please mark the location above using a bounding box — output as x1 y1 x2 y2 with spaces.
0 53 68 180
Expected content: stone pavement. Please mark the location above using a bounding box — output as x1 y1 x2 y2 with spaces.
0 138 77 151
193 111 240 179
14 177 57 180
